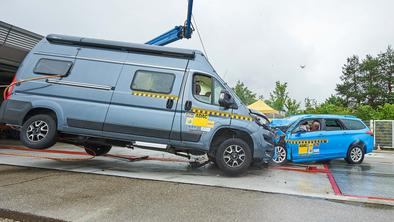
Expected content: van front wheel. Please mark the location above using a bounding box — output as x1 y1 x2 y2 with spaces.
215 138 252 176
20 114 57 149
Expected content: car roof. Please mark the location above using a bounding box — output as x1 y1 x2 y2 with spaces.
287 114 360 120
270 114 361 127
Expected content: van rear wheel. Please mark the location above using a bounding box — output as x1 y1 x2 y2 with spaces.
215 138 252 176
20 114 57 149
84 144 112 156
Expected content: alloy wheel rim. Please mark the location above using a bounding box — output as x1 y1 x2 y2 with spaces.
223 145 246 168
273 146 286 163
350 147 363 162
26 120 49 142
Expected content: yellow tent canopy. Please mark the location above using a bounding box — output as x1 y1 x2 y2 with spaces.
247 100 278 114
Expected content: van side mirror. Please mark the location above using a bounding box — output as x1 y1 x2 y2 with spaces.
219 90 237 109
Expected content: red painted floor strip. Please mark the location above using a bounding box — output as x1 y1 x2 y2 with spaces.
0 145 189 163
324 164 342 195
343 194 394 202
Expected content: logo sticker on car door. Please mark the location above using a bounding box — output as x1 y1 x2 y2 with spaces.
286 139 328 155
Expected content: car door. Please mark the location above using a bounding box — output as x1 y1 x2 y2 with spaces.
320 118 347 159
103 64 185 143
170 71 231 148
287 118 323 162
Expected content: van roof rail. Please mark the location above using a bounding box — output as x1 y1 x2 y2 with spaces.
46 34 196 59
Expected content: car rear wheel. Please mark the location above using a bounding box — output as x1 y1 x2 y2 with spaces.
84 144 112 156
345 145 364 164
272 145 287 164
20 114 57 149
215 138 252 176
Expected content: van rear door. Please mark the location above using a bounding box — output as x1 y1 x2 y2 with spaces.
103 56 187 143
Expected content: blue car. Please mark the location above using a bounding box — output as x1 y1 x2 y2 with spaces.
270 114 374 164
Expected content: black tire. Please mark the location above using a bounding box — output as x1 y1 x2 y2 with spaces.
215 138 252 176
345 145 364 164
20 114 57 149
272 145 287 165
84 144 112 156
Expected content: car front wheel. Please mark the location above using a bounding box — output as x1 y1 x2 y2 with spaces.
272 145 287 164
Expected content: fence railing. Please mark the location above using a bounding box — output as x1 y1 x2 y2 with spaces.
366 120 394 149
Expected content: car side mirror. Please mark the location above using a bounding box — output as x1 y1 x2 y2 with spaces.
219 90 237 109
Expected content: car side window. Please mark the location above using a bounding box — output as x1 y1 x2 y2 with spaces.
324 119 343 131
193 74 225 105
33 58 73 76
341 119 366 130
293 119 322 133
131 70 175 94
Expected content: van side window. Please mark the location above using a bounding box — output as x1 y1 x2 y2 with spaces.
341 119 366 130
324 119 343 131
213 79 225 105
33 59 73 76
193 74 225 105
131 70 175 94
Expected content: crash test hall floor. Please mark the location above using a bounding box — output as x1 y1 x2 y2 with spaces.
0 140 393 206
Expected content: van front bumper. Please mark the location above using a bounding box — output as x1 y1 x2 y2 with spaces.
252 129 275 163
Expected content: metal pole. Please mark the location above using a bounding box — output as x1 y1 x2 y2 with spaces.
373 120 376 148
392 120 394 148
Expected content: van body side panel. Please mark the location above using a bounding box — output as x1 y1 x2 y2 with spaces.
14 43 127 135
103 53 188 143
60 48 126 134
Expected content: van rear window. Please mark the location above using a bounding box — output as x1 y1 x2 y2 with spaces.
341 119 366 130
34 59 73 76
131 70 175 94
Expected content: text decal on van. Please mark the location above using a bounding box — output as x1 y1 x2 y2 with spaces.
132 91 179 100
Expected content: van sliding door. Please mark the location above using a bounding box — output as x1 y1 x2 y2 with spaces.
103 55 187 143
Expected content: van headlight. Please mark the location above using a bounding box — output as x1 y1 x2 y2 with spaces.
249 111 271 131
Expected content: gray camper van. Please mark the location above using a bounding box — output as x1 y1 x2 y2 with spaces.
0 34 274 175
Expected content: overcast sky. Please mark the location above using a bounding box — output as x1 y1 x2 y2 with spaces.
1 0 393 105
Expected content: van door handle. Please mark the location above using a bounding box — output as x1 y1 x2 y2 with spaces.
184 100 192 111
166 99 174 109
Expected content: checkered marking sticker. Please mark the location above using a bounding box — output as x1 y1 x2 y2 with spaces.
285 139 328 145
132 91 179 100
191 107 253 121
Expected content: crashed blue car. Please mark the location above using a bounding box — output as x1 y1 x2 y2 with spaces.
270 114 374 164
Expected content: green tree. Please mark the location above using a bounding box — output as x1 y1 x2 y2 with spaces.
285 98 300 115
353 105 376 120
374 103 394 120
359 55 387 108
266 81 288 112
378 46 394 104
336 55 362 107
303 97 318 113
232 81 257 105
324 95 346 107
